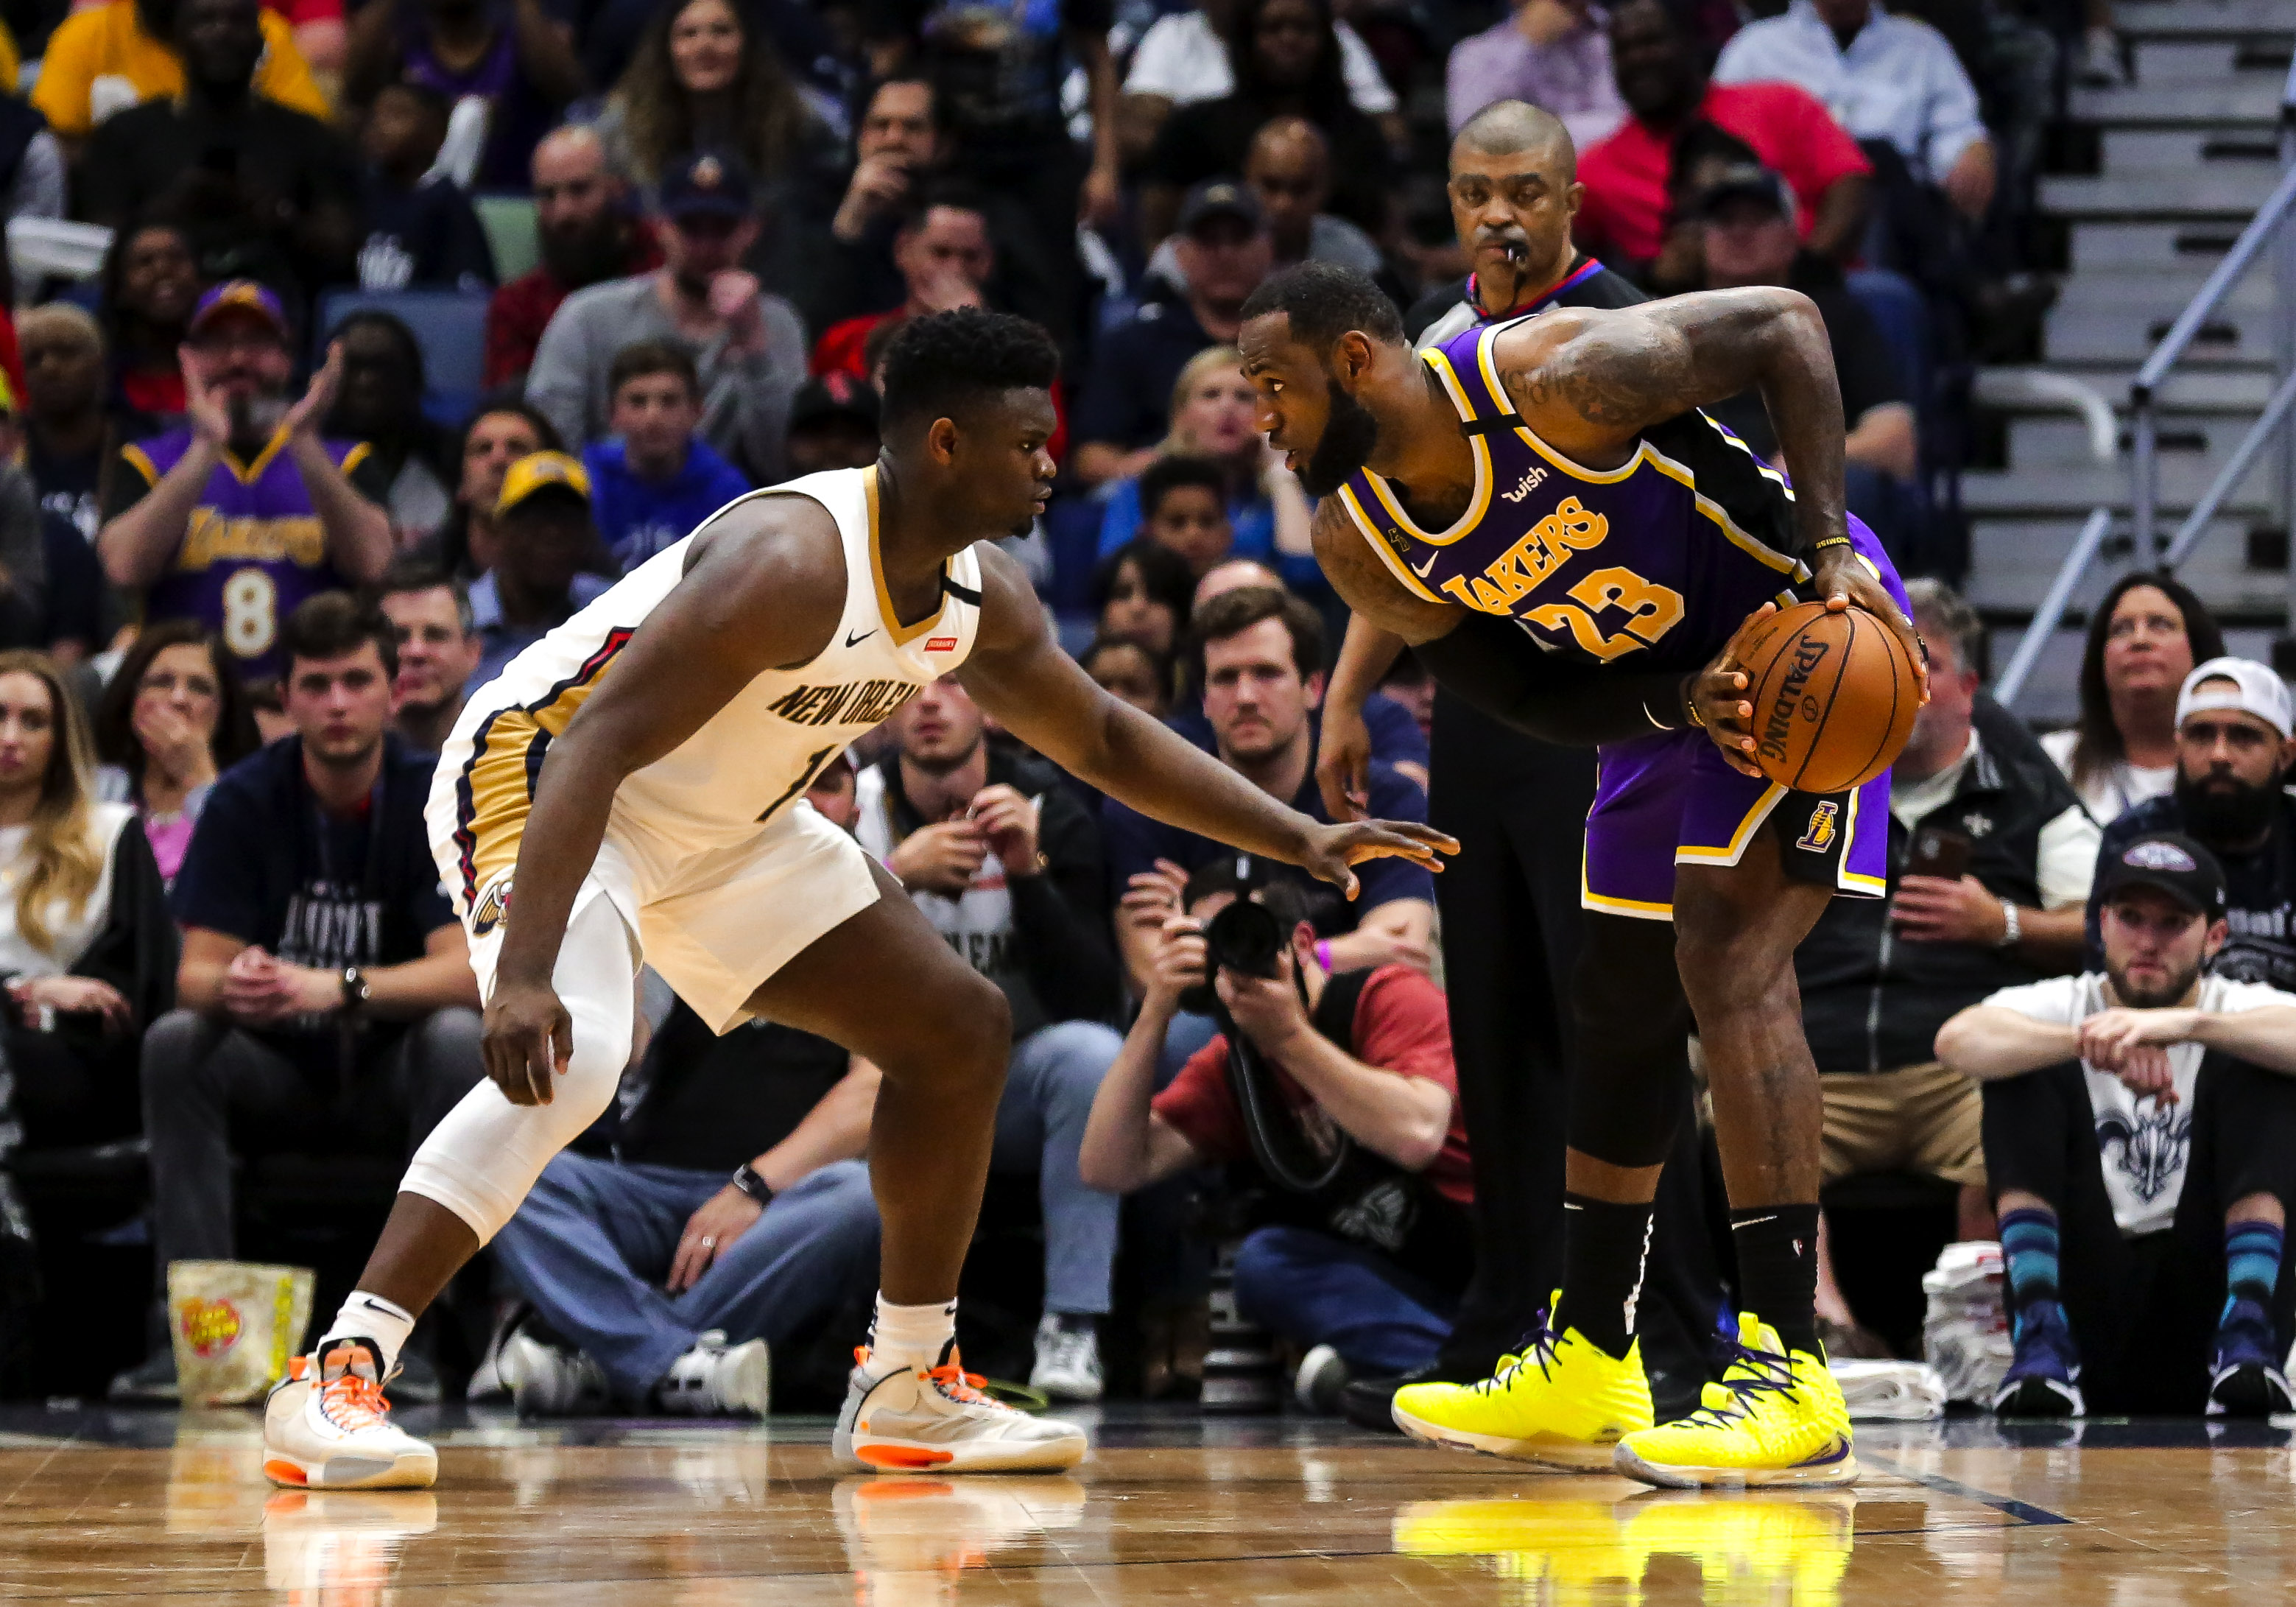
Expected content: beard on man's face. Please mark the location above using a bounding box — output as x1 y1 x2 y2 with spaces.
1300 378 1380 498
540 216 629 289
2174 764 2283 848
2109 953 2204 1011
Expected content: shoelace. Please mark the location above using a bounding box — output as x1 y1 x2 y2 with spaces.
927 1360 996 1405
851 1346 999 1407
1472 1324 1563 1396
1679 1337 1798 1430
320 1370 392 1432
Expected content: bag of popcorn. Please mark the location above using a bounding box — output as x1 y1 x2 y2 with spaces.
166 1261 315 1406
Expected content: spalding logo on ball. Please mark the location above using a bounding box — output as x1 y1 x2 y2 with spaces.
1733 599 1921 794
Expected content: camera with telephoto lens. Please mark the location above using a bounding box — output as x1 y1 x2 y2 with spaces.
1177 896 1289 1016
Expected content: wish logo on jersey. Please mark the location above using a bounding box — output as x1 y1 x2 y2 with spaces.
767 678 919 728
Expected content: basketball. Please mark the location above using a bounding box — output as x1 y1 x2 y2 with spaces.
1733 599 1921 794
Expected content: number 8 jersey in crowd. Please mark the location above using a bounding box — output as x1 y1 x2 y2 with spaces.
426 465 985 1030
123 427 377 684
1332 314 1812 675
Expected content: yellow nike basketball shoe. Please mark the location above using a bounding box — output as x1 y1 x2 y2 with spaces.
1613 1314 1856 1490
1391 1298 1652 1469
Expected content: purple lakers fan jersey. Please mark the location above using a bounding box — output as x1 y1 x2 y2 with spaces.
123 427 373 683
1335 316 1810 675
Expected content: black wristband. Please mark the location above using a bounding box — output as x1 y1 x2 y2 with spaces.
731 1162 774 1206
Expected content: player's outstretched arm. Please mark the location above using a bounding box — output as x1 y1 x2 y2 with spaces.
958 546 1455 899
482 498 848 1105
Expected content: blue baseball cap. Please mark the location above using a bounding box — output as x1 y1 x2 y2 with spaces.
659 151 754 223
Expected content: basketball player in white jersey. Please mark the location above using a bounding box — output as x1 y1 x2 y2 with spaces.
259 310 1451 1488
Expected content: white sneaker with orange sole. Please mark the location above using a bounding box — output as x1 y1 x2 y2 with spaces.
262 1338 439 1491
834 1343 1088 1474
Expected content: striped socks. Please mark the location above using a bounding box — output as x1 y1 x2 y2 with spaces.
2224 1218 2284 1323
1999 1206 2061 1338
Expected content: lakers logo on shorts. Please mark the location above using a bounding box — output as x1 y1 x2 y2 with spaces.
471 877 512 937
1797 800 1839 854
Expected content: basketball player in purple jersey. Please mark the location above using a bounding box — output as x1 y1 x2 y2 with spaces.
99 282 394 686
1237 261 1924 1488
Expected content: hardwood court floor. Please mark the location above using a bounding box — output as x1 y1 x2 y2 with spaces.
0 1405 2289 1604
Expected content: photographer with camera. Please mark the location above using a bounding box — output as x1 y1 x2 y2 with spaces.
1080 861 1471 1410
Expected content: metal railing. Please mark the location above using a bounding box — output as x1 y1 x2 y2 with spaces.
1986 370 2119 706
2130 53 2296 558
1998 53 2296 706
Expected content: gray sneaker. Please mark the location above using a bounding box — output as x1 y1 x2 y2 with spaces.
835 1343 1088 1473
497 1329 608 1416
655 1330 771 1416
1294 1344 1351 1415
1029 1315 1103 1402
108 1346 179 1403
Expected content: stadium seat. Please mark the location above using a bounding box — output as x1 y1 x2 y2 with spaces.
314 288 492 429
476 194 539 283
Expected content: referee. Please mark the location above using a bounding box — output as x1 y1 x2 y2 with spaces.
1318 101 1725 1427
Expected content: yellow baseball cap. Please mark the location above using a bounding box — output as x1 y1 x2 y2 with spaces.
496 451 592 516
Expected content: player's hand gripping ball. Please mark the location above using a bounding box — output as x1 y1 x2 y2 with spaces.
1707 599 1922 793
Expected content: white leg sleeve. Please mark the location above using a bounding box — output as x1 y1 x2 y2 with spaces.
399 895 638 1245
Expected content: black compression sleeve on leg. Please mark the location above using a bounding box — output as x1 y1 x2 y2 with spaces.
1565 912 1695 1169
1415 613 1694 748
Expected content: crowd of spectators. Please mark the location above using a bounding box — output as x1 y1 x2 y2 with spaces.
0 0 2262 1426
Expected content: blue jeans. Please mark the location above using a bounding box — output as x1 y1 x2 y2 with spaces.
491 1155 880 1399
1232 1224 1457 1375
991 1020 1124 1316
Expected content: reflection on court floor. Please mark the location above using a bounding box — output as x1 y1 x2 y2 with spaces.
0 1407 2281 1605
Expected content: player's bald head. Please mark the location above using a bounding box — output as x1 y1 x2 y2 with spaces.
1452 99 1576 179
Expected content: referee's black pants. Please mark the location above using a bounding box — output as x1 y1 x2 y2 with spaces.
1428 694 1725 1411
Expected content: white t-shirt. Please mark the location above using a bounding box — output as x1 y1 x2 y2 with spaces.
2038 726 2175 828
1123 10 1398 116
1980 971 2293 1234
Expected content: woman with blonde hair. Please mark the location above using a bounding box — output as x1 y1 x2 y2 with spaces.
1096 345 1317 589
0 651 175 1150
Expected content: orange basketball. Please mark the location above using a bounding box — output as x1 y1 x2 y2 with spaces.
1732 600 1920 794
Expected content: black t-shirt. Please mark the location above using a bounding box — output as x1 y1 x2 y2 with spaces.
1402 256 1650 345
357 169 497 292
40 509 103 652
172 734 456 1038
77 98 362 289
1147 95 1391 233
26 412 158 541
1706 253 1907 460
2091 792 2296 992
1073 288 1214 451
868 0 1113 150
619 1002 850 1172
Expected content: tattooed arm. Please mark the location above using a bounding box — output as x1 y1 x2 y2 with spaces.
1494 289 1848 563
1493 289 1924 679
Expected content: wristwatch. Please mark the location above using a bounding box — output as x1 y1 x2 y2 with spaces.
731 1161 774 1206
339 966 370 1016
1995 902 2022 950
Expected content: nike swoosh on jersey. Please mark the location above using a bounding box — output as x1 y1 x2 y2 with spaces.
1411 551 1439 577
846 627 878 647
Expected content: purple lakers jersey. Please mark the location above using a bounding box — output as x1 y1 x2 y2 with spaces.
124 427 373 683
1336 317 1811 674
